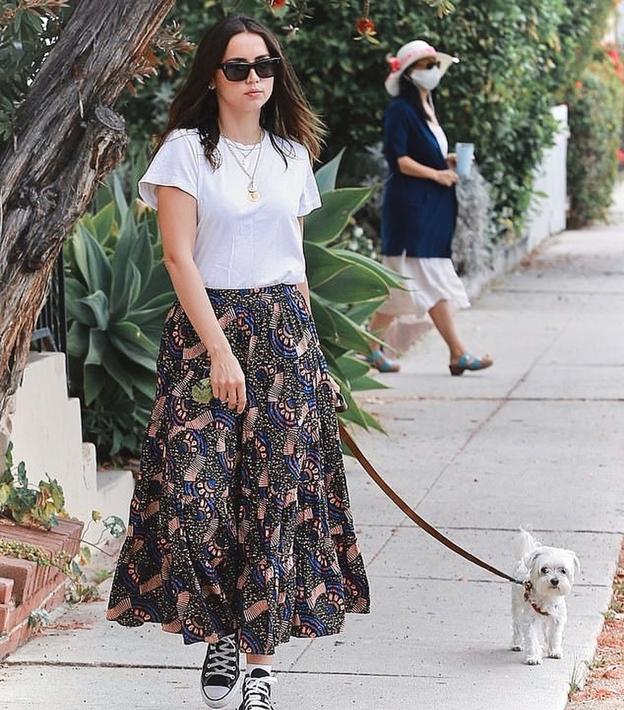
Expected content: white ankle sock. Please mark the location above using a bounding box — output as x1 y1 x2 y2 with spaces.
246 662 272 678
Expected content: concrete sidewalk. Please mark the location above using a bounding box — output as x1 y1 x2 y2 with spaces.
1 211 623 709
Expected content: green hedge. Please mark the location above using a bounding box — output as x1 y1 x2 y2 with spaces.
567 52 624 228
1 1 615 236
121 0 614 240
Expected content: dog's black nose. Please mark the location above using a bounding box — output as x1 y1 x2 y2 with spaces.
550 578 559 586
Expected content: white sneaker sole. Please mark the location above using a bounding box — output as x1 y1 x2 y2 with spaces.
200 673 243 709
200 652 246 709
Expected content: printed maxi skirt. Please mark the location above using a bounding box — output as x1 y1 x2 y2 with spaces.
106 283 370 655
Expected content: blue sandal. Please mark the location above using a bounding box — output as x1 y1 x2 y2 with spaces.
366 348 401 373
449 352 494 376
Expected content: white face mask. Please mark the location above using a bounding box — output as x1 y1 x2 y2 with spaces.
408 66 442 91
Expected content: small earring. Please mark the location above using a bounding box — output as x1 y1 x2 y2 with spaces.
208 83 215 90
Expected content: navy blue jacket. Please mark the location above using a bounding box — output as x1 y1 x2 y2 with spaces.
381 97 457 258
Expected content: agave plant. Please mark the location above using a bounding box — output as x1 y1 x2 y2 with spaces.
64 169 175 458
304 149 406 431
65 147 405 460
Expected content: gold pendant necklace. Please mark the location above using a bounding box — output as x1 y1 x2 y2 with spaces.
221 130 264 202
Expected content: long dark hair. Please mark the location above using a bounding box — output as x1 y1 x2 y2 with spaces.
152 15 325 168
398 72 435 122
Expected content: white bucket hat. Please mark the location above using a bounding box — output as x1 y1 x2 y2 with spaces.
385 39 459 97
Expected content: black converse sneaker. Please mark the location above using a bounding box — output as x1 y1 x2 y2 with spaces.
200 633 242 708
238 670 277 710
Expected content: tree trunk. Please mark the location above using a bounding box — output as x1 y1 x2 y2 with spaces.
0 0 175 419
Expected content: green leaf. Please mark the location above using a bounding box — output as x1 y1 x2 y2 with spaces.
350 374 390 391
314 147 345 193
335 354 371 383
72 227 112 294
114 213 153 291
85 330 108 367
101 343 135 399
310 293 371 353
112 172 129 227
129 292 174 326
84 365 106 406
46 476 65 510
332 248 406 289
314 263 390 303
110 259 142 320
131 368 156 401
92 202 116 244
71 559 82 577
335 388 369 429
109 321 158 370
65 277 96 327
191 378 214 404
103 514 126 538
357 407 386 434
79 291 110 331
343 298 387 326
66 321 89 359
304 241 353 289
137 261 172 307
309 293 338 341
304 188 372 245
17 461 27 487
0 482 12 508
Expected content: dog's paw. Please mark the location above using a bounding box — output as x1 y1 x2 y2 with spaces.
547 650 562 659
524 656 542 666
510 645 522 652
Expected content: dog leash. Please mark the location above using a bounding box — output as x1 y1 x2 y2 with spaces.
337 421 523 586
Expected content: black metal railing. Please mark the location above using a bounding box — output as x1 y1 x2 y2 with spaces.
31 251 68 357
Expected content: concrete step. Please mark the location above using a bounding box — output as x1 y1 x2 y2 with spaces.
94 468 134 526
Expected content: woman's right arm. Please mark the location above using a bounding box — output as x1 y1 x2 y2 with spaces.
397 155 458 187
156 185 247 413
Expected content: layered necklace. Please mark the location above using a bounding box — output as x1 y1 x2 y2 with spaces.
221 129 264 202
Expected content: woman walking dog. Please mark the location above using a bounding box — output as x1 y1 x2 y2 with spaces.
105 16 370 710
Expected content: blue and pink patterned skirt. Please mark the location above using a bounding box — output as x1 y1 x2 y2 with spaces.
106 283 370 655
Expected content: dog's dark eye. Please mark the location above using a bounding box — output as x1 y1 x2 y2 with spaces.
541 566 548 574
559 568 567 575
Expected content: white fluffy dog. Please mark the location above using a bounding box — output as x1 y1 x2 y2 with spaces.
510 529 580 665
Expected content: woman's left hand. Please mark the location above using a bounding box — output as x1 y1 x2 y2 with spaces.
447 152 457 168
327 373 348 412
327 373 341 395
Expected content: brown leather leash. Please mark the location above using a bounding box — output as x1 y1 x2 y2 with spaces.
338 422 523 586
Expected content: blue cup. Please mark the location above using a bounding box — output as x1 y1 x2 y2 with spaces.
455 142 475 178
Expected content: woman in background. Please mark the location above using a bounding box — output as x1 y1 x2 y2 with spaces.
367 40 493 377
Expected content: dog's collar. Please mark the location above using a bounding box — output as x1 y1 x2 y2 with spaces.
523 581 550 616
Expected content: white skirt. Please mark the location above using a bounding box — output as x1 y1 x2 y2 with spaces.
376 255 470 319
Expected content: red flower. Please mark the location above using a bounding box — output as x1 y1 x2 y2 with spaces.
387 56 401 72
268 0 286 9
355 16 376 37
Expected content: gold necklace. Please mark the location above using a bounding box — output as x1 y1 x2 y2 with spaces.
221 131 264 202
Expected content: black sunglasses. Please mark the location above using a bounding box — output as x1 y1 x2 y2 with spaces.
218 57 282 82
411 60 441 71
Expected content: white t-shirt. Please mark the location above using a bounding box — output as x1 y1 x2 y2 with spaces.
138 128 322 288
428 121 449 157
